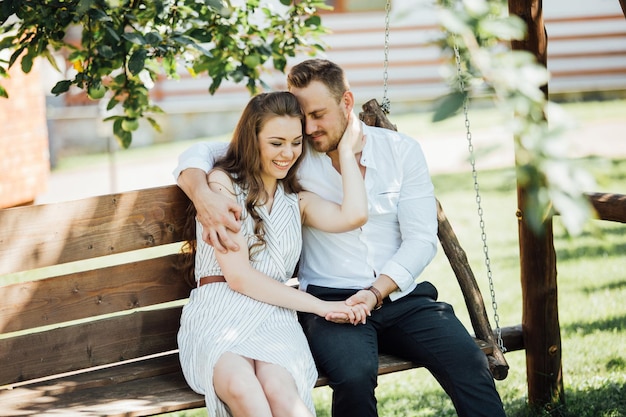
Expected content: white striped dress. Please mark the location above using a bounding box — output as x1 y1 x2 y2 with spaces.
177 182 318 416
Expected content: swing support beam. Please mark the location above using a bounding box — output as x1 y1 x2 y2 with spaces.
508 0 565 412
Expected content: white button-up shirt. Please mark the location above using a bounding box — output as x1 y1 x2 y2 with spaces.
173 123 438 301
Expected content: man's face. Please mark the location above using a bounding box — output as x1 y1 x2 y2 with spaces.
290 80 349 154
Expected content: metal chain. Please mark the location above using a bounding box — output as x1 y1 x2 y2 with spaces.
381 0 391 114
453 41 506 352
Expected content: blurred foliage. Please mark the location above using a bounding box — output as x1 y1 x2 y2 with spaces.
0 0 329 147
433 0 595 236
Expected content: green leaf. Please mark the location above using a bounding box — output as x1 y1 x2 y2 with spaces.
146 117 162 132
0 85 8 98
144 32 162 45
20 52 33 73
0 35 16 50
304 15 321 27
97 44 115 59
88 8 112 22
186 29 212 43
104 26 121 42
107 97 119 111
206 0 225 9
76 0 96 18
432 91 466 122
128 49 147 75
51 80 73 95
117 130 132 148
9 45 26 67
122 32 146 45
273 55 286 72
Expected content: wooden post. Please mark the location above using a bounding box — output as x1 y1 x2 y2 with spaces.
508 0 565 412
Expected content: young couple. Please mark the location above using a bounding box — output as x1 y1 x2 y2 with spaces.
175 59 506 417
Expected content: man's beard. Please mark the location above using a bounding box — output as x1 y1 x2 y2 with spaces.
310 115 348 153
310 135 337 153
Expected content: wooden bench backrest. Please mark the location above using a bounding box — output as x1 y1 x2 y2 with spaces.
0 185 194 387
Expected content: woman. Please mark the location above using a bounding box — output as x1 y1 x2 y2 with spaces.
177 91 369 417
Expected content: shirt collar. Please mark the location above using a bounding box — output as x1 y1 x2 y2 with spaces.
359 123 376 170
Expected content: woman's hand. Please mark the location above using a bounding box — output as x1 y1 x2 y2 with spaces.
337 111 364 157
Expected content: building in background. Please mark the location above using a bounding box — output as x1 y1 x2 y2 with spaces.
0 60 49 208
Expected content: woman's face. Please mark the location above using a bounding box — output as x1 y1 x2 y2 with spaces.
258 115 303 184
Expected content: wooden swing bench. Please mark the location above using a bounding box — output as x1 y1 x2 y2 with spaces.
0 101 524 416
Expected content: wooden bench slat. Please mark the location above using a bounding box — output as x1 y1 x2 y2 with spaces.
0 254 191 332
0 185 191 275
0 354 182 399
0 369 204 417
0 340 498 417
0 307 182 386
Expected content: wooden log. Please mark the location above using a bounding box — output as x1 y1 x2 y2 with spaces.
509 0 565 409
359 99 397 131
500 324 525 352
436 200 509 380
587 192 626 223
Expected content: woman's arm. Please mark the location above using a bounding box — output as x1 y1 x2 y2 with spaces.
208 171 368 323
299 112 368 232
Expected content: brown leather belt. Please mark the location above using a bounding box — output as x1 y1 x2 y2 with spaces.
198 275 227 286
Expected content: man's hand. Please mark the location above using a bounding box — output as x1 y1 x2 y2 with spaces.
345 289 379 312
195 186 242 253
178 168 242 253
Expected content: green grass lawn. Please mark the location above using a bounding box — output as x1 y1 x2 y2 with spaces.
160 157 625 417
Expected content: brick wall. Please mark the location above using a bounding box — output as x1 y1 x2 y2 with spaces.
0 60 50 208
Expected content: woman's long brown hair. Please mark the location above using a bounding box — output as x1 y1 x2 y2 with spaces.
179 92 306 286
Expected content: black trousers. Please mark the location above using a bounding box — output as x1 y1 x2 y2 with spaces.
299 282 506 417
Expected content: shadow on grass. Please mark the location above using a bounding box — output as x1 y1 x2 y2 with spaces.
581 280 626 294
560 314 626 336
555 241 626 263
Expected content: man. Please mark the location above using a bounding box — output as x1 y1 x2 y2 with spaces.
173 59 506 417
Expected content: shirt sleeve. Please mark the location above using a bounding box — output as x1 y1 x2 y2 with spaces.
379 138 438 300
172 141 229 180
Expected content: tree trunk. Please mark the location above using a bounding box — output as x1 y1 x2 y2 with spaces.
508 0 565 412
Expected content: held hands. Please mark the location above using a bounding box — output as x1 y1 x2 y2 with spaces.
326 290 378 325
323 301 371 325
